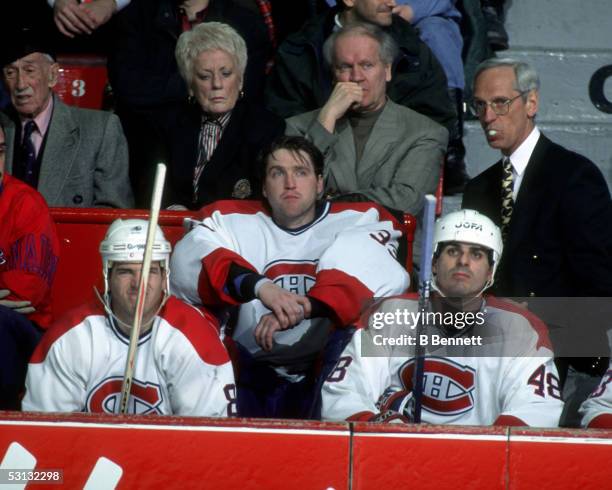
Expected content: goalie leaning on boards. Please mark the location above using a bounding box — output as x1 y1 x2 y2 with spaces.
321 209 564 427
22 219 236 416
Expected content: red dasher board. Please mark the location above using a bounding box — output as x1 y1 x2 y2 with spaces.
1 412 611 489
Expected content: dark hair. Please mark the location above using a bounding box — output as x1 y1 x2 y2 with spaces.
258 135 324 181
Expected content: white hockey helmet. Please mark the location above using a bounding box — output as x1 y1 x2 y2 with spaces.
100 219 172 299
432 209 503 292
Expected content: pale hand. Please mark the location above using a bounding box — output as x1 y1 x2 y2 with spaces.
392 5 414 22
317 82 364 133
53 0 96 37
257 282 311 329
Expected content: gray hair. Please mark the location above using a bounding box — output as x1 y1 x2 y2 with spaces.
323 23 398 68
175 22 248 85
473 57 540 100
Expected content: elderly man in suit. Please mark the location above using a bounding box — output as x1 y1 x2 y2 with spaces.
462 58 612 422
1 29 134 208
286 23 448 214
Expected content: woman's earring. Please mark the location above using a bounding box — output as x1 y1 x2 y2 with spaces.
188 95 196 105
239 90 245 99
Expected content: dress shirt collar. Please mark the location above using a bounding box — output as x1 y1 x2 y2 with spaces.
20 94 54 139
508 126 540 177
506 126 540 199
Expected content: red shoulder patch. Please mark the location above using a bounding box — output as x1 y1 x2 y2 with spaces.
160 296 230 366
486 295 553 350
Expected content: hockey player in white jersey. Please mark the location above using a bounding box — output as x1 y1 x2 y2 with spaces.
171 135 410 418
579 362 612 428
321 209 564 426
23 219 236 416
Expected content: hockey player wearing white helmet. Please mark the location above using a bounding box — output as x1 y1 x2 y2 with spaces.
321 209 564 427
98 218 172 333
23 219 236 416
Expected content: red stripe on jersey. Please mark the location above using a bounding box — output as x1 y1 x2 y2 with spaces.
587 413 612 429
30 301 105 363
347 411 376 421
264 262 317 279
308 268 373 326
160 296 230 366
494 415 527 426
355 293 419 330
196 200 267 221
485 295 553 350
198 248 258 307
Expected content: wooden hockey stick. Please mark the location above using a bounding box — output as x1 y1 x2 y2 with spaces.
412 194 437 423
118 163 167 414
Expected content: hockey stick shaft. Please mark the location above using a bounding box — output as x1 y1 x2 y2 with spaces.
119 163 167 414
412 194 437 423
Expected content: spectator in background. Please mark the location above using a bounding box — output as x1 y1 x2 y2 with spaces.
1 28 133 208
325 0 468 194
159 22 284 210
462 58 612 424
265 0 455 135
0 118 60 409
106 0 271 207
286 23 448 215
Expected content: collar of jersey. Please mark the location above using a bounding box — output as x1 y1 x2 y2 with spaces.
274 201 330 235
108 315 156 346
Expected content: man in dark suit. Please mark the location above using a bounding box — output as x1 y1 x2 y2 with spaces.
462 58 612 401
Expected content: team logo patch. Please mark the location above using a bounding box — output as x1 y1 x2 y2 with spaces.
86 377 163 414
400 357 476 416
263 260 317 295
0 249 5 267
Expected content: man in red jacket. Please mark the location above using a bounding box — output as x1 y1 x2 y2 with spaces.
0 119 60 408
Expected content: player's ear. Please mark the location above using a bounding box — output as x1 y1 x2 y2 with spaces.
316 174 324 196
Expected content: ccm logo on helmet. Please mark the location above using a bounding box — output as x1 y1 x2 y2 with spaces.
455 221 483 231
400 357 476 416
86 377 163 414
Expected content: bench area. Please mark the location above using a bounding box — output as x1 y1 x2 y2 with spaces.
49 207 417 321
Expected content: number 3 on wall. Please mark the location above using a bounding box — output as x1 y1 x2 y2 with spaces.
71 79 86 98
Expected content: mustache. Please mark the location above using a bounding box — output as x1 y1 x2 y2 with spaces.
15 87 34 96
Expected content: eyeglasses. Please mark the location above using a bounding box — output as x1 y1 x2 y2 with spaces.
469 91 527 117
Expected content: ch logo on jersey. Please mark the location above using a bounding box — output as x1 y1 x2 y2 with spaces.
263 260 317 295
86 377 163 414
0 249 5 267
400 357 476 416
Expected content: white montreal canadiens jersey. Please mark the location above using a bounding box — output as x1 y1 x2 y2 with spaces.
321 295 564 427
579 360 612 428
170 200 409 365
23 296 236 416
